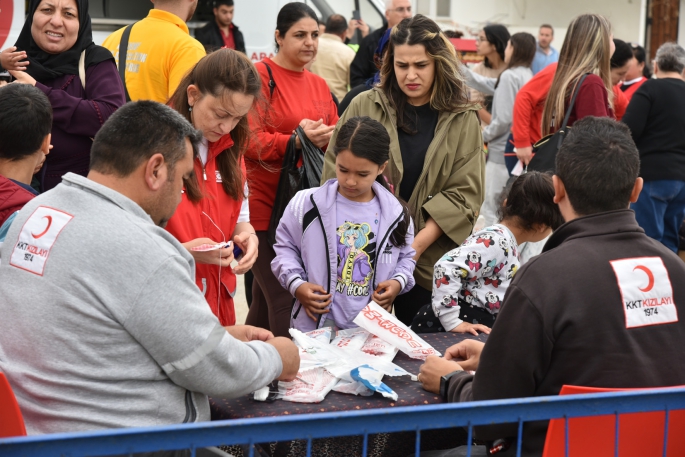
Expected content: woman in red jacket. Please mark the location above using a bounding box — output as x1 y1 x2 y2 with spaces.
244 2 339 337
542 14 616 135
165 49 260 326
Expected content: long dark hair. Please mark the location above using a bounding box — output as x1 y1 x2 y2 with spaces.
495 32 535 89
168 49 261 203
380 15 474 135
482 24 510 68
497 172 564 231
507 32 536 69
333 116 411 248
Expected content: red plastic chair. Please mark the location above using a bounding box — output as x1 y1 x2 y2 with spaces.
0 372 26 438
543 385 685 457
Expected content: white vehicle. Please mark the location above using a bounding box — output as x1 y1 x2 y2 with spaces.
1 0 387 62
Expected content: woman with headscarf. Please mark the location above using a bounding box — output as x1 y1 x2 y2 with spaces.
0 0 125 192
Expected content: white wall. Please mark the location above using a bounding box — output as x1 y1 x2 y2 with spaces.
431 0 644 47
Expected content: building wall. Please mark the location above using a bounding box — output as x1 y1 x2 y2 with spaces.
429 0 644 47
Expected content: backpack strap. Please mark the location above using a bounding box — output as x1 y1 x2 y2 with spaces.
118 23 135 102
78 50 86 90
260 61 276 99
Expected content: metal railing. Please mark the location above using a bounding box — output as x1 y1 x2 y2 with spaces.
2 387 685 457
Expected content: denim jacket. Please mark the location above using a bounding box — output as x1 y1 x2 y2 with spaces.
271 179 416 331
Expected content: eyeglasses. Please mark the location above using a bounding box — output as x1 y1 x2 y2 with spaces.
391 6 412 13
476 36 487 43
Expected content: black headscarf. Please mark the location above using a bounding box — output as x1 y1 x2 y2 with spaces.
14 0 113 81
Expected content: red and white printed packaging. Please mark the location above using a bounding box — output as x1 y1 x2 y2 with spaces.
330 327 371 351
278 368 338 403
353 302 441 360
361 335 399 361
304 327 333 344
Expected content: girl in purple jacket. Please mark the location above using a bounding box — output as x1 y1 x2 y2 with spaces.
271 116 417 331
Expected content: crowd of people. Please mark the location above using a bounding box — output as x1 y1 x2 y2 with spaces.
1 0 685 456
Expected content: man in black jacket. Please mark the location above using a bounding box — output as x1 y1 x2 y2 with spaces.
418 117 685 456
349 0 412 87
195 0 246 54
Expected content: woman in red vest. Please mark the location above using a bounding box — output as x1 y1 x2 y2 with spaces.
166 49 260 325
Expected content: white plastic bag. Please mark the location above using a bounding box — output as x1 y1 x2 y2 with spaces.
353 302 441 360
361 335 399 360
330 327 371 351
304 327 333 343
278 368 338 403
290 329 410 378
350 364 398 401
295 327 335 373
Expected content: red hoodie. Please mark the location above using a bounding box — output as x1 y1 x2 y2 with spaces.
165 134 243 326
0 176 36 227
512 63 557 148
513 63 616 147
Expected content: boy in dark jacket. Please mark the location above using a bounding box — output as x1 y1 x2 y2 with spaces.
195 0 246 54
418 117 685 456
0 84 52 239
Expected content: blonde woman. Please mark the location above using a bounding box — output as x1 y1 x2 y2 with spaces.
542 14 616 135
321 14 485 325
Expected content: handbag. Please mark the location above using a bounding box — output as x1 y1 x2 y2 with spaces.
267 126 324 246
527 74 589 173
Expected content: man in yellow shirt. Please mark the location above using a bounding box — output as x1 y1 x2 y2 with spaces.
102 0 205 103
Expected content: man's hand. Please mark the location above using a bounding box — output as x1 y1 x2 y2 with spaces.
1 47 29 71
225 325 274 342
451 321 491 336
266 337 300 382
232 231 258 274
372 279 402 311
418 355 463 394
295 282 331 321
515 146 533 165
443 340 485 371
183 238 234 267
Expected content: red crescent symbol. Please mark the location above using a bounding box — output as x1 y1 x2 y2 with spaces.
633 265 655 293
31 215 52 239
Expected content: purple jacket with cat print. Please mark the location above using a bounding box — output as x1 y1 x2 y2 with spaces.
271 179 416 331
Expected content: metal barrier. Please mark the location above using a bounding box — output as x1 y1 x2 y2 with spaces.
2 387 685 457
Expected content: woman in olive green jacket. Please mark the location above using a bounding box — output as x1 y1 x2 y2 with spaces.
322 15 485 325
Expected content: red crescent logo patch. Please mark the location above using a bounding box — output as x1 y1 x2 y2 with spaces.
31 215 52 239
633 265 655 293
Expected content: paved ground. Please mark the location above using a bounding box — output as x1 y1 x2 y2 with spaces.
235 276 249 325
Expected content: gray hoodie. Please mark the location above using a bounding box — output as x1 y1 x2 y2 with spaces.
0 173 282 434
465 66 533 164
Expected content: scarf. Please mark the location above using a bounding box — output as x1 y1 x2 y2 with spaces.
14 0 113 81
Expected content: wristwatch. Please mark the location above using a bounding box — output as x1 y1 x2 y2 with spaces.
439 370 463 401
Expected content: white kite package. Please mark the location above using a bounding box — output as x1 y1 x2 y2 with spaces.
268 328 411 403
190 241 232 252
278 368 338 403
353 302 441 360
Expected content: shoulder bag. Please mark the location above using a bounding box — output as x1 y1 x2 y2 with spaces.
527 73 589 173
